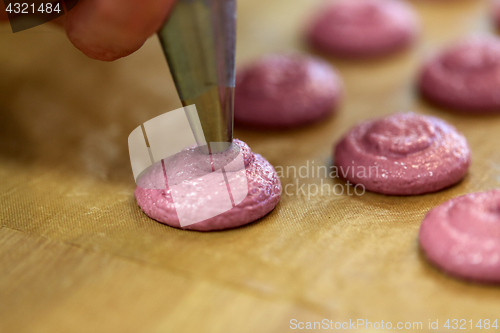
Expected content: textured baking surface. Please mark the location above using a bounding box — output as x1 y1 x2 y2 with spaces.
1 0 500 332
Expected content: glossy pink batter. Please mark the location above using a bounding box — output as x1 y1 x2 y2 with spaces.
419 189 500 283
134 139 281 231
306 0 419 58
334 113 471 195
234 54 342 129
420 36 500 113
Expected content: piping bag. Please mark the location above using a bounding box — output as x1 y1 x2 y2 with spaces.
157 0 236 154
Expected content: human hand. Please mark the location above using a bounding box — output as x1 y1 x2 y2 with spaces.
1 0 176 61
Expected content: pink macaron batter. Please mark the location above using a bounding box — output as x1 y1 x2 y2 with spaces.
234 53 342 129
306 0 419 58
419 189 500 283
134 139 281 231
334 113 471 195
420 35 500 113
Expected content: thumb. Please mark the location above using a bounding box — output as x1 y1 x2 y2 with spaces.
64 0 176 61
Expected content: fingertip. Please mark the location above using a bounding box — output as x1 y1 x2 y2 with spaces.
1 2 9 20
65 0 173 61
66 24 146 61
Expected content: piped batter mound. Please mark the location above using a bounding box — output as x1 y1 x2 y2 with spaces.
420 36 500 113
306 0 419 58
134 139 281 231
234 53 342 129
334 113 471 196
419 189 500 283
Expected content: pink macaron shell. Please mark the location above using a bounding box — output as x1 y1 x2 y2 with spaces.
306 0 419 58
334 113 471 196
234 54 342 129
494 0 500 30
420 35 500 113
134 139 281 231
419 189 500 283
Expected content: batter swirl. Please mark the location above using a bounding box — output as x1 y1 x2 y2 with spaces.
334 113 471 195
420 36 500 113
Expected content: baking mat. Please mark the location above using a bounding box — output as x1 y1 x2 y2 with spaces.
1 0 500 332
